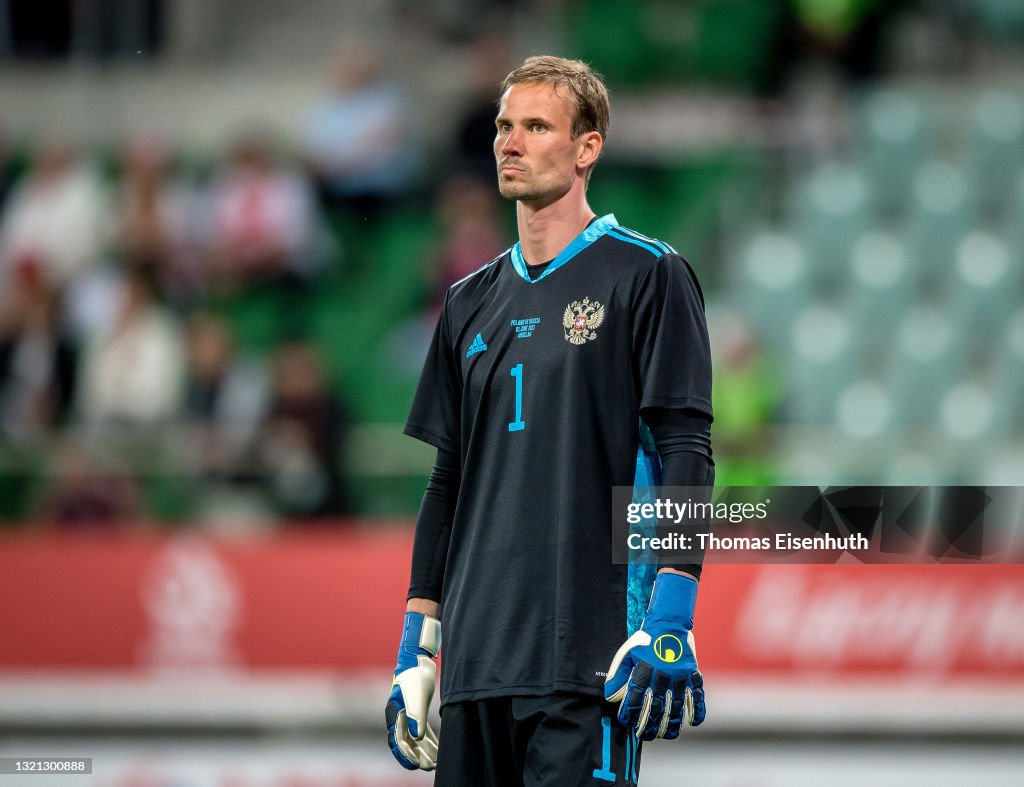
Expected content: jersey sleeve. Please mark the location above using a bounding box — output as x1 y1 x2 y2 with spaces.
404 294 462 454
632 254 713 419
407 446 460 601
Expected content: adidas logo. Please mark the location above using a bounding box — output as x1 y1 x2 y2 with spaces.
466 333 488 358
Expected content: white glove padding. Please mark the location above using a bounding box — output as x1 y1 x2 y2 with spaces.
388 655 440 770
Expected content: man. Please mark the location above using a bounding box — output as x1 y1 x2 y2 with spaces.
387 56 713 785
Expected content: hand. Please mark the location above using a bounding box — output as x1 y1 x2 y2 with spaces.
385 611 441 769
604 572 706 740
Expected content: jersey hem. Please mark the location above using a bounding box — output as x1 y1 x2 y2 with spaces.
403 422 459 454
440 680 604 708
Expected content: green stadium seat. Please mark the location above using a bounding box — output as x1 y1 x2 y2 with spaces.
858 88 933 217
566 0 661 86
993 308 1024 434
885 449 945 485
906 161 975 289
938 381 998 446
1005 171 1024 255
967 90 1024 215
793 163 871 291
567 0 786 89
776 438 852 485
886 306 964 427
588 168 673 241
950 232 1017 347
786 304 855 423
835 379 892 440
312 207 434 422
733 229 810 349
684 0 787 89
842 231 912 356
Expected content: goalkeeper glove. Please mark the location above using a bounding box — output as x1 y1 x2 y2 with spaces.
604 572 706 740
385 611 441 770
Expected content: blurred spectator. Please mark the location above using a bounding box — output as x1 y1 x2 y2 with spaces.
207 129 318 293
181 312 267 485
114 133 202 302
451 33 514 181
709 309 780 486
76 264 185 428
431 174 507 302
0 277 76 447
302 38 421 217
254 340 350 519
37 436 140 530
383 174 506 379
0 136 109 292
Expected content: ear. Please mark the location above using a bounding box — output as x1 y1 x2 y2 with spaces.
576 131 603 171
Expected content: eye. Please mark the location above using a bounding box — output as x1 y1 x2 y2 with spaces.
497 121 511 133
530 123 547 132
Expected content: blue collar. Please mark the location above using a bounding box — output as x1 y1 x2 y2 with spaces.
510 213 618 283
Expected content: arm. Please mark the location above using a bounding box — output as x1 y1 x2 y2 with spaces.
608 249 714 739
644 406 714 581
659 568 699 581
386 446 460 771
406 444 460 610
407 598 441 617
389 293 463 770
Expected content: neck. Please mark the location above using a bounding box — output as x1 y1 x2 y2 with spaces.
515 182 596 264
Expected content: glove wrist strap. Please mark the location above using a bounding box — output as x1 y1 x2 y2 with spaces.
401 611 442 658
418 615 441 657
647 572 698 629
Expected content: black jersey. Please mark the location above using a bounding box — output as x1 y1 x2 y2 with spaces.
404 214 712 705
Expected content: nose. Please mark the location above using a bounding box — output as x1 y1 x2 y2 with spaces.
499 128 523 157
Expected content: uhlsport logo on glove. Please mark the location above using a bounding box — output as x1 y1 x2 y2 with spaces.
653 634 684 663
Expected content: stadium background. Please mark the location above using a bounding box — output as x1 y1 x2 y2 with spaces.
0 1 1023 784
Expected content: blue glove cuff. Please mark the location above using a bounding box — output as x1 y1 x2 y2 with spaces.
396 612 441 672
645 572 698 630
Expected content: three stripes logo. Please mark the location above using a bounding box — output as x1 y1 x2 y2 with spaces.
466 333 488 358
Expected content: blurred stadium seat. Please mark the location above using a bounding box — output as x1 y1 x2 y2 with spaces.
787 304 854 424
967 90 1024 214
734 229 810 348
887 306 963 429
794 162 871 290
858 88 933 218
906 160 975 288
843 230 911 356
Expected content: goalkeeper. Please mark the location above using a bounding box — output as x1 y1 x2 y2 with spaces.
387 55 713 785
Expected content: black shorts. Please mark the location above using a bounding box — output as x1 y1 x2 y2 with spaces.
434 693 642 786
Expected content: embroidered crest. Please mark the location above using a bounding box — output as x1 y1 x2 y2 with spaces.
563 297 605 345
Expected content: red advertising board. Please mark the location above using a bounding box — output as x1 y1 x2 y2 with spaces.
2 528 1023 680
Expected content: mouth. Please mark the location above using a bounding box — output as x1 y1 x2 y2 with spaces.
499 162 525 174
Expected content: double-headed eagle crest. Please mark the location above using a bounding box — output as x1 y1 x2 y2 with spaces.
563 296 605 345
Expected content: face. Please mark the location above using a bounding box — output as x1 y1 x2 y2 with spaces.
494 82 598 205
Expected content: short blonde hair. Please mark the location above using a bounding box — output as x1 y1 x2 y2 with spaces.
500 55 610 145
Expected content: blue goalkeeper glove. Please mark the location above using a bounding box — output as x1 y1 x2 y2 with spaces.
604 572 706 740
385 611 441 770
